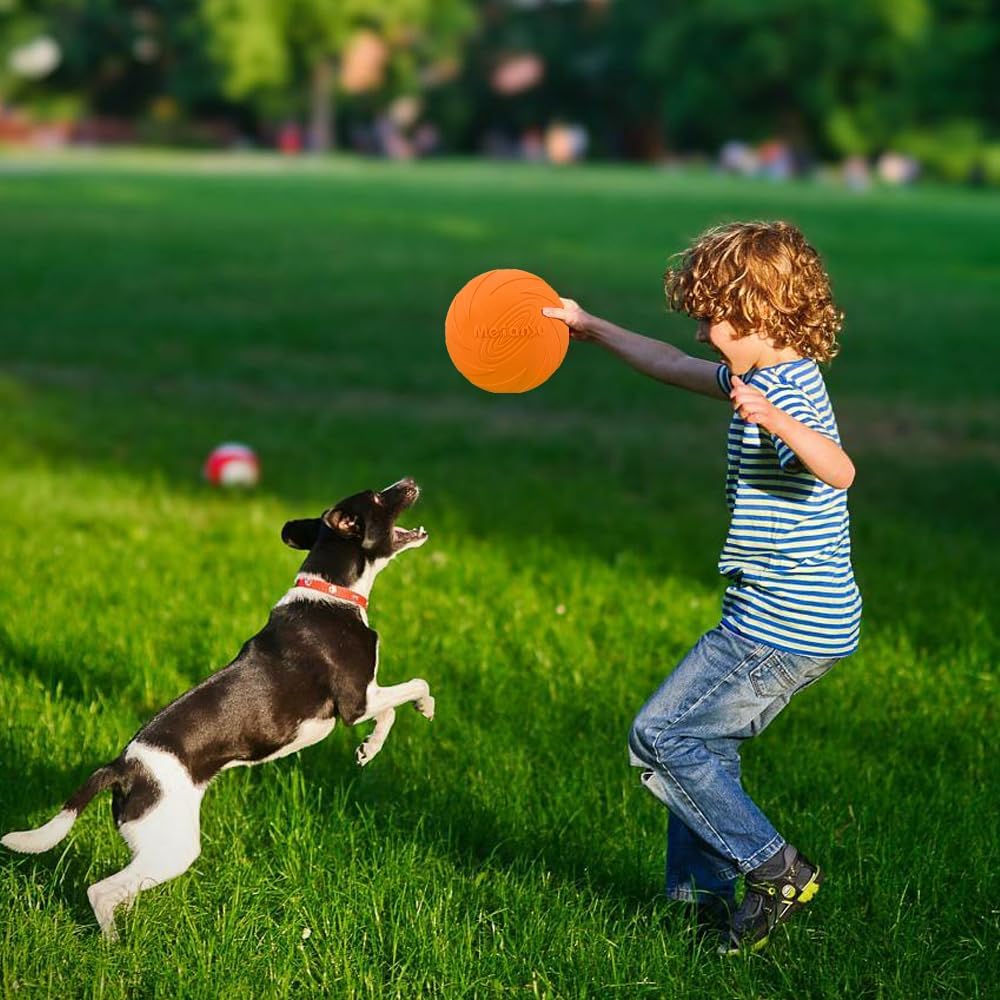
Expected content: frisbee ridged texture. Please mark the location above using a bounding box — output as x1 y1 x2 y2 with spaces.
445 269 569 393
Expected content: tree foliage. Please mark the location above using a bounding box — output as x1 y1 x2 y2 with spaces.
606 0 998 158
2 2 205 113
200 0 474 146
1 0 996 176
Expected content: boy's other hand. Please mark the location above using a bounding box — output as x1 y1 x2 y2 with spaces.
731 375 779 430
541 298 597 341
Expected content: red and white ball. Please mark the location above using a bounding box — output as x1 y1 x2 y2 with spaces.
203 443 260 487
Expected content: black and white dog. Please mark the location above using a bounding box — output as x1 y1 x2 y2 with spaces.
2 477 434 938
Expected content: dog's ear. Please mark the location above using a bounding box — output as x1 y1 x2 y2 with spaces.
322 507 362 540
281 518 322 550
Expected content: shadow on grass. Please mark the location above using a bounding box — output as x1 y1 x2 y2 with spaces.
2 373 996 940
4 367 992 754
3 688 993 944
5 369 998 655
0 625 133 706
0 369 727 580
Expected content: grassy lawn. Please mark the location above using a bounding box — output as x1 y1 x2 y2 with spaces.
0 152 996 998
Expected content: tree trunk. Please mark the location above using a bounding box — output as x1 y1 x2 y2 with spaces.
309 56 336 152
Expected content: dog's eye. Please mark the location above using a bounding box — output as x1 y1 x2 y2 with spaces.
372 493 384 506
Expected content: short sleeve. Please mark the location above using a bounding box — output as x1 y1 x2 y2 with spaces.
716 364 732 395
764 385 829 473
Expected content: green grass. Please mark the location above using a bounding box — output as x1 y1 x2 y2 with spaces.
0 151 997 998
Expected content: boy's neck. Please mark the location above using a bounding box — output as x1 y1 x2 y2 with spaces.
744 337 803 372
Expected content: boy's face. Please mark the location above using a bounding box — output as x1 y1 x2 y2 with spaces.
696 318 757 372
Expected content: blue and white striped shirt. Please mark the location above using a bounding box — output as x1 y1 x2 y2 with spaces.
715 359 862 658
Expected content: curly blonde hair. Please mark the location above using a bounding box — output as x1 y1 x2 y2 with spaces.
664 221 843 363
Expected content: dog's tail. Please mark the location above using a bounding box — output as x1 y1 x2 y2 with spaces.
2 760 125 854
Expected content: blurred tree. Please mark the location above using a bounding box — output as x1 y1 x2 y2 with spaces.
437 0 996 178
605 0 997 165
0 2 235 133
612 0 934 155
201 0 475 151
1 0 996 179
438 0 618 156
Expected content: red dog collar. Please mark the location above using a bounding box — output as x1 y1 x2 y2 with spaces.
294 576 368 610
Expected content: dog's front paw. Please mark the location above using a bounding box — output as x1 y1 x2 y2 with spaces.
356 743 372 767
416 694 435 721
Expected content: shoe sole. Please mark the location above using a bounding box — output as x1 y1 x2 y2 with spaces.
720 866 823 956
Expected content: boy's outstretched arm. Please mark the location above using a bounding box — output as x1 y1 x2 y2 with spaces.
542 299 726 400
730 376 856 490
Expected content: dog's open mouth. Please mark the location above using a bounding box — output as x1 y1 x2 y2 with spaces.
392 524 428 550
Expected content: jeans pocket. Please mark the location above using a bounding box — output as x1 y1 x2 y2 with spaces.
748 654 799 699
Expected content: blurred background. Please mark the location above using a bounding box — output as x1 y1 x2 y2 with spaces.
1 0 998 186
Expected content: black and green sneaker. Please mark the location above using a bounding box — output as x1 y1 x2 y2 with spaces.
719 844 823 955
696 895 735 937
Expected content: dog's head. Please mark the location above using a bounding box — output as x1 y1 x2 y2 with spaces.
281 478 428 582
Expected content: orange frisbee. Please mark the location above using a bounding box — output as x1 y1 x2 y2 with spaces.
445 269 569 393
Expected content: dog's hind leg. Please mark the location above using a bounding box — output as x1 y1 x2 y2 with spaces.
87 830 201 941
88 744 204 940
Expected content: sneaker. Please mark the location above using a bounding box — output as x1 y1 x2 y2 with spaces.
719 844 823 955
665 895 735 945
696 895 735 936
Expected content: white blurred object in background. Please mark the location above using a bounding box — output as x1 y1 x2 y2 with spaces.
8 36 61 79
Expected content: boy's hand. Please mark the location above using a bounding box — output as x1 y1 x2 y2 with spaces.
731 374 855 488
730 375 780 431
541 298 598 342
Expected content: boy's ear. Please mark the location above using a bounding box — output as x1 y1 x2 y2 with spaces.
281 518 322 550
322 507 362 540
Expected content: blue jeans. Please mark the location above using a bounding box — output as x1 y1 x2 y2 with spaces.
628 623 841 904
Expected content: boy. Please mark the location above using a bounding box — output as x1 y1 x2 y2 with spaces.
542 221 861 954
